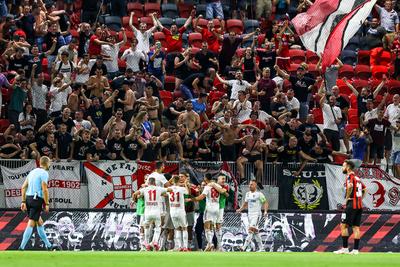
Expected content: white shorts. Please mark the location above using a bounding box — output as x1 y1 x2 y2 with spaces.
248 214 261 229
186 212 195 227
170 211 188 228
161 201 167 217
217 209 224 224
144 213 161 227
204 208 219 224
163 212 175 229
139 215 145 227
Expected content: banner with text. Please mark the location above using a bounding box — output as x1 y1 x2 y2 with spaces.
1 160 36 208
326 164 400 211
48 161 81 208
278 164 330 210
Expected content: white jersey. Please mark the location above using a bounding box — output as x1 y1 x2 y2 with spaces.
245 191 266 216
168 186 188 214
139 185 166 215
148 171 168 187
202 184 222 211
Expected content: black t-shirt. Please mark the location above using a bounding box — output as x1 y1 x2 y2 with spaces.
107 138 125 160
53 117 75 133
266 147 279 162
123 138 143 160
279 145 300 163
86 105 105 130
89 146 110 160
141 142 161 161
26 53 45 77
9 55 28 71
195 50 216 73
298 123 321 141
55 132 73 159
37 140 56 158
198 139 217 161
289 75 315 102
257 49 276 76
73 139 94 160
183 144 198 159
44 32 62 56
335 95 350 119
20 14 35 40
283 124 303 144
174 53 190 79
271 102 286 116
357 94 374 116
162 103 185 120
298 137 316 155
0 144 20 159
182 73 205 88
310 148 332 163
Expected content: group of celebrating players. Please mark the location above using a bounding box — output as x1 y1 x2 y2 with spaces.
132 161 268 252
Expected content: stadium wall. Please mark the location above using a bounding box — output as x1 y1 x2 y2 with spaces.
0 210 399 252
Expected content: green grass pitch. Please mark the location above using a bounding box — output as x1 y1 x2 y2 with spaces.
1 252 400 267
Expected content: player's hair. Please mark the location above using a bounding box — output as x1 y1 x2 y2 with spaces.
205 173 213 181
40 156 51 168
155 161 164 169
250 179 257 184
148 177 156 185
180 172 189 177
173 175 180 184
344 159 356 170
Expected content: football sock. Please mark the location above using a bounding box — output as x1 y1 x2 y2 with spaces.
37 226 52 248
182 230 188 248
153 226 161 245
139 231 145 246
342 236 349 248
174 230 182 249
19 226 33 250
205 230 213 245
144 228 150 245
254 233 262 249
216 228 222 247
354 239 360 250
243 233 253 250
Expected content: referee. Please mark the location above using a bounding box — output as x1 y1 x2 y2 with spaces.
334 159 366 255
19 156 53 250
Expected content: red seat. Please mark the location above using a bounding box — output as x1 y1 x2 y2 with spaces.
122 16 130 27
306 50 319 64
312 108 323 124
139 17 154 29
308 64 320 77
127 2 144 17
164 75 175 91
379 50 392 66
354 64 371 80
118 59 126 70
212 18 222 29
288 63 300 75
188 32 203 48
348 108 359 124
289 49 306 64
178 3 194 18
1 88 11 103
0 119 10 133
226 19 244 34
42 57 48 73
153 31 167 48
357 50 370 65
193 18 208 29
336 79 353 95
159 90 173 106
349 93 358 109
387 79 400 95
352 79 369 91
345 124 359 135
144 3 161 16
209 90 225 106
338 64 354 79
371 65 389 80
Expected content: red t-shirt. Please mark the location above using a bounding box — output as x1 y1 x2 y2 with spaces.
392 39 400 59
201 28 220 53
241 119 267 130
275 33 290 57
88 34 101 56
163 26 186 53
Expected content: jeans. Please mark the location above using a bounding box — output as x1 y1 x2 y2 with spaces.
47 55 57 73
206 2 224 19
0 0 7 18
180 84 194 100
35 37 44 52
299 102 309 121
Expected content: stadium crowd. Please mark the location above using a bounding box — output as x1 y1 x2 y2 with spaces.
0 0 400 184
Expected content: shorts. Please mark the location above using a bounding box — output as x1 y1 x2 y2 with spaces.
341 205 362 227
323 129 340 151
392 151 400 165
204 208 219 224
186 211 195 227
26 196 44 221
217 209 224 224
163 212 175 229
248 214 261 229
244 154 263 163
370 143 384 159
144 213 161 227
170 211 188 228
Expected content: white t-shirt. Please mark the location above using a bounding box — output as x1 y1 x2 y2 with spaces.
226 80 251 100
75 60 90 84
322 103 342 131
49 84 72 113
233 99 252 121
364 108 378 122
133 28 153 53
121 48 146 72
101 43 122 73
245 191 266 216
139 185 167 215
168 185 188 214
54 61 75 83
392 130 400 152
31 82 48 110
202 184 222 211
287 96 300 118
384 103 400 127
239 110 272 123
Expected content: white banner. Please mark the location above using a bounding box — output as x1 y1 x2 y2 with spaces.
1 160 36 208
48 160 81 208
326 164 400 211
84 161 139 209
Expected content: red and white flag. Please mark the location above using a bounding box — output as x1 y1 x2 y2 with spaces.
292 0 371 54
321 0 377 71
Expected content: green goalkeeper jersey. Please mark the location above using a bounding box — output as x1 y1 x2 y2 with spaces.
136 198 145 216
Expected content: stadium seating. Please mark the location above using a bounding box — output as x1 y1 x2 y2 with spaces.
104 16 122 31
371 65 389 80
144 3 161 16
387 79 400 95
127 2 144 17
336 79 353 95
139 17 154 29
159 90 174 107
178 2 194 18
352 79 369 91
345 123 359 134
122 16 130 28
153 31 167 48
244 19 260 33
354 64 371 80
288 49 306 64
159 17 174 29
349 93 358 109
338 64 355 79
312 108 323 124
175 18 187 29
348 108 359 124
308 64 320 77
195 4 207 17
340 50 357 65
357 50 370 65
344 35 360 51
161 3 179 18
194 18 209 29
306 50 319 64
226 19 244 34
164 76 176 91
188 32 203 48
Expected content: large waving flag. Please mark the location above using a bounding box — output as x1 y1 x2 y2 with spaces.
320 0 377 71
292 0 369 54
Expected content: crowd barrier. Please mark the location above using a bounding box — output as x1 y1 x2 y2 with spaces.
0 210 399 252
0 160 399 211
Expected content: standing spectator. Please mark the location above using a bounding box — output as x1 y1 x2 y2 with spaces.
8 77 28 127
88 27 112 58
273 0 290 20
122 127 146 161
241 46 259 83
30 67 48 129
77 23 92 58
117 80 136 124
362 96 388 126
48 78 72 118
44 23 64 70
106 128 125 160
57 38 79 65
18 5 35 44
392 120 400 177
72 110 91 135
252 67 277 113
53 108 74 133
102 28 127 79
121 38 146 73
195 42 218 76
30 132 56 159
286 89 300 118
319 89 342 152
193 17 224 54
216 70 256 101
316 57 343 93
174 48 191 90
376 1 399 33
18 103 36 134
232 91 252 122
206 0 224 19
147 41 166 84
351 128 368 163
129 12 158 54
89 55 108 76
103 109 127 138
366 109 391 165
137 86 160 135
53 51 75 83
87 68 110 98
72 129 94 160
54 123 73 160
191 93 209 120
298 114 327 143
86 97 105 133
162 98 185 127
361 17 386 50
75 54 91 83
